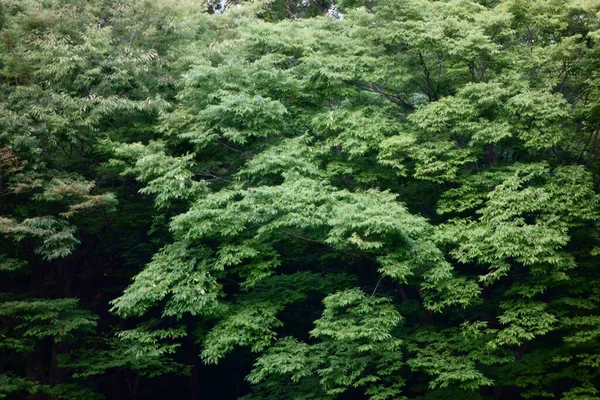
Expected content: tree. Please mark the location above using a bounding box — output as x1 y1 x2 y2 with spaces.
0 0 201 398
110 0 600 398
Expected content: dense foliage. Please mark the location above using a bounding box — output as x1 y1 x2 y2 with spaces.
2 0 600 399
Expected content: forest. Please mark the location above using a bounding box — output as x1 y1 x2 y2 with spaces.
1 0 600 399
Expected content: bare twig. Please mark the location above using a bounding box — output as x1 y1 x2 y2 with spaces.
371 277 383 297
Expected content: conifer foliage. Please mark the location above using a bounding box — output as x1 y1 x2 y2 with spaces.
2 0 600 399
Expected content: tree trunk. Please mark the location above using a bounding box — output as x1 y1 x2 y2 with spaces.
188 340 201 400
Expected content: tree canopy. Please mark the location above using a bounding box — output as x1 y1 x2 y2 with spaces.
2 0 600 399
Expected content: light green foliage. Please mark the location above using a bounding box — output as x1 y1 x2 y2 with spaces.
0 299 96 342
202 302 284 364
438 163 598 286
201 272 352 364
246 337 319 386
0 216 79 260
247 289 405 400
0 0 598 398
111 242 224 318
0 374 43 399
111 0 600 396
310 289 405 399
59 323 189 379
407 328 498 390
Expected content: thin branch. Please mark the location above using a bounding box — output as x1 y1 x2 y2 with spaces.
352 81 415 111
198 171 234 183
281 230 325 245
418 51 438 101
371 277 383 297
585 122 600 168
219 141 244 154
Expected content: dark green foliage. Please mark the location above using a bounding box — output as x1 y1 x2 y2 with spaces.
0 0 202 398
3 0 600 399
